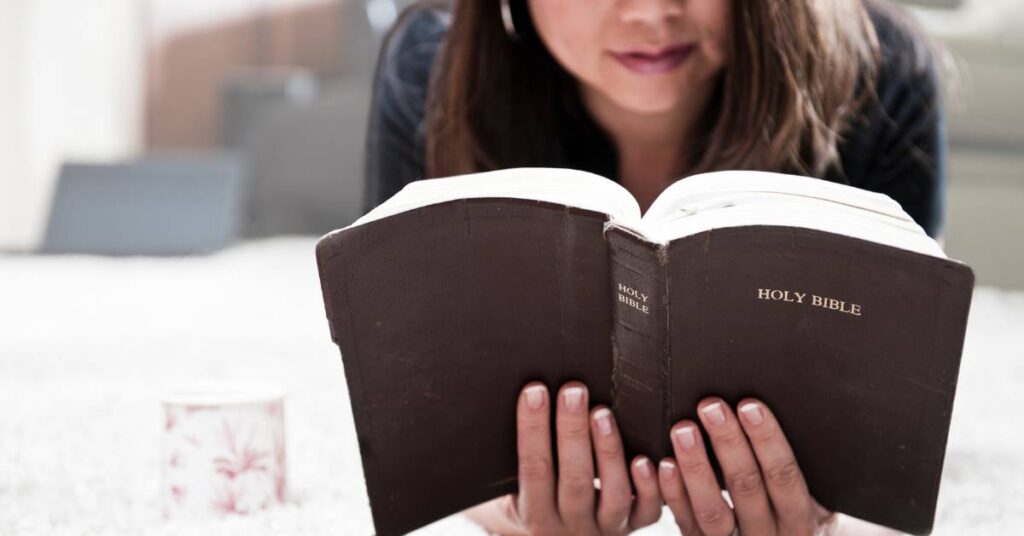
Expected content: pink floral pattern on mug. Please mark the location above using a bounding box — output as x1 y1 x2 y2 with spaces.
160 381 286 519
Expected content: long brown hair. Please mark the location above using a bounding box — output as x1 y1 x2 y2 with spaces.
426 0 882 179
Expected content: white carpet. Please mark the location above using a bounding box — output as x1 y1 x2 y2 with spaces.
0 237 1020 535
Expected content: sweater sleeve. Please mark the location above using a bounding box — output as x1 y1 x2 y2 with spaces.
867 59 946 239
842 5 947 239
362 7 449 215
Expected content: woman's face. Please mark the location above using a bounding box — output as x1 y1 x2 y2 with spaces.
528 0 731 116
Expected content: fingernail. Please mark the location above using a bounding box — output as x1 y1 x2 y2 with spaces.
524 385 545 410
659 459 677 479
673 425 696 450
593 408 613 436
563 386 584 412
635 457 652 479
739 402 764 425
701 401 726 426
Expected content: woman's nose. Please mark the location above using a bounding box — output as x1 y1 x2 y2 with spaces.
617 0 685 25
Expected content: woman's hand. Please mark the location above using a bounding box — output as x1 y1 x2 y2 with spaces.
657 397 835 536
465 381 662 535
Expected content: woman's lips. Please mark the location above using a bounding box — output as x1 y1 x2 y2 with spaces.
610 44 696 75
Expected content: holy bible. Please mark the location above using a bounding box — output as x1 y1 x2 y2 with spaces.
315 168 974 536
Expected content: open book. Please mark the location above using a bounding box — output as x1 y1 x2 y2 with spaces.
316 168 973 535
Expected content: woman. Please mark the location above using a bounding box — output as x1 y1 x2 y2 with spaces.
364 0 946 534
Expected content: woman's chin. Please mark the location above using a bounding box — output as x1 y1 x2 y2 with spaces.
582 76 694 118
605 90 685 116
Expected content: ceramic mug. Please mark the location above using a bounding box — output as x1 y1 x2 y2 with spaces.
160 380 287 518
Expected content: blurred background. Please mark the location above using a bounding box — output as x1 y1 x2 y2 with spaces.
0 0 405 256
0 1 1022 535
0 0 1020 284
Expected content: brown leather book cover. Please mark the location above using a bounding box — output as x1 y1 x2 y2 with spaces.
316 197 973 535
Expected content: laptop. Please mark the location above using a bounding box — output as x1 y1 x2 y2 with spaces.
40 153 245 255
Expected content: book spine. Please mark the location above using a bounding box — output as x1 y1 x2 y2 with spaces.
605 225 670 462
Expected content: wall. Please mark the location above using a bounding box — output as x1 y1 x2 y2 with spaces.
0 0 337 251
0 0 144 251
